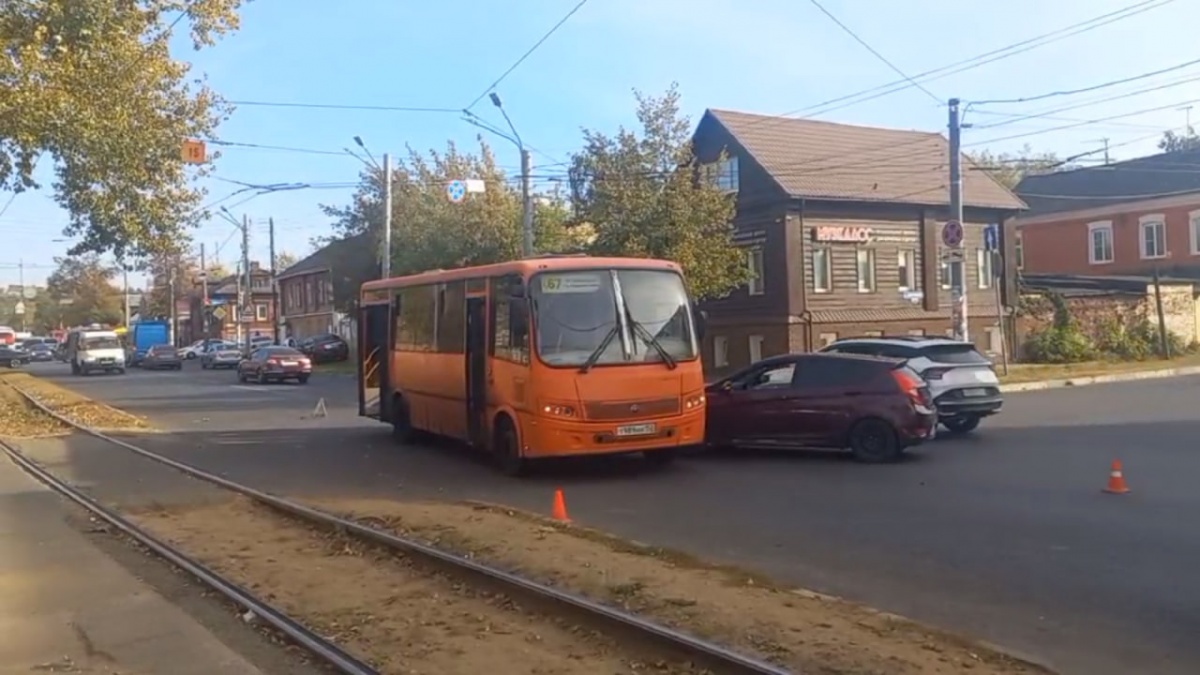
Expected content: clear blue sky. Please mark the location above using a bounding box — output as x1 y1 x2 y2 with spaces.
3 0 1197 288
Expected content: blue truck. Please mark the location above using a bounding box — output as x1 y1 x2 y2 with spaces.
128 320 170 366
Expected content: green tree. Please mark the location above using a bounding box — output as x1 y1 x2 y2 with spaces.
318 138 584 309
274 251 299 273
43 254 123 327
0 0 244 258
968 144 1069 191
1158 127 1200 152
567 84 746 300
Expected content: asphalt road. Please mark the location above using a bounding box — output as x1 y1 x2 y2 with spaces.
20 359 1200 675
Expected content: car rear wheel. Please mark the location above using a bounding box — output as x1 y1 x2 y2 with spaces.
297 374 310 384
8 358 19 368
848 418 902 463
942 416 981 434
256 369 267 384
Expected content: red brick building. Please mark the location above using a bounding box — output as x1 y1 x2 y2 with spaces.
1015 149 1200 278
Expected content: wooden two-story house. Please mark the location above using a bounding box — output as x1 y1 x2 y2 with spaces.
184 263 277 344
692 109 1027 374
277 233 374 341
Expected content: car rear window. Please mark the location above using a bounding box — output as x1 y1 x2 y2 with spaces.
919 344 990 365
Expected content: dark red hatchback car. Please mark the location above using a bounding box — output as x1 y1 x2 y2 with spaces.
705 353 937 462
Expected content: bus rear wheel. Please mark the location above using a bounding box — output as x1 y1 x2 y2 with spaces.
493 416 528 477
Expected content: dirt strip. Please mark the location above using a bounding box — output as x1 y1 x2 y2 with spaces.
130 497 731 675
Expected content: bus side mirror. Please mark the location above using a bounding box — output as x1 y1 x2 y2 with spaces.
693 308 708 340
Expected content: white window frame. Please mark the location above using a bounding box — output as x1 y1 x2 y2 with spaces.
907 328 925 336
855 248 876 293
939 260 962 290
713 335 729 368
897 250 916 291
1190 209 1200 255
812 248 832 293
1087 220 1114 265
748 334 764 363
976 248 992 289
1138 214 1167 259
255 303 268 321
746 247 764 296
818 332 838 347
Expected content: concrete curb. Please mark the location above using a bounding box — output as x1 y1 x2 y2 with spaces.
1001 364 1200 393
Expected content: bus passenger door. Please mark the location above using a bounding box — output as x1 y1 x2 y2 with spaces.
465 296 488 447
359 304 391 420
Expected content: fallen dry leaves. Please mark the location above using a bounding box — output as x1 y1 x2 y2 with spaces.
0 380 68 438
0 372 149 432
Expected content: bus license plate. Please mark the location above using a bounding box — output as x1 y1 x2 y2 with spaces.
963 388 987 397
616 423 657 437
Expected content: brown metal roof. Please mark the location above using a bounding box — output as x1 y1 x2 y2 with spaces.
708 109 1026 211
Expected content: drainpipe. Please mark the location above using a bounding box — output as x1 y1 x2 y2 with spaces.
796 199 813 351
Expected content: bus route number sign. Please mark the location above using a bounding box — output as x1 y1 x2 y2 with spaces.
541 274 601 294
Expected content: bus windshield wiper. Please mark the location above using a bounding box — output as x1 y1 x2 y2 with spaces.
579 324 620 373
625 308 677 370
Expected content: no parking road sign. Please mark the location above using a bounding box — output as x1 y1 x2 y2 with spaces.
941 220 963 248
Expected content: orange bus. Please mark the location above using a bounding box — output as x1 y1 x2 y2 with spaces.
357 255 708 474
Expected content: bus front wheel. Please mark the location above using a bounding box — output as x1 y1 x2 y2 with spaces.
493 416 528 477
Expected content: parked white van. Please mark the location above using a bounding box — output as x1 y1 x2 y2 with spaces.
65 329 126 376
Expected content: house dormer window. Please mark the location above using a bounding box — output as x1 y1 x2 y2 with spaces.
704 155 739 193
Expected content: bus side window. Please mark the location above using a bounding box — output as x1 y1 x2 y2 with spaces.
491 276 529 364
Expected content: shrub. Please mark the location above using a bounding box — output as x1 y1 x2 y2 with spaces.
1023 325 1096 363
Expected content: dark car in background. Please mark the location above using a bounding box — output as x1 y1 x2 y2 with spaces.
24 342 55 362
141 344 183 370
0 345 31 368
299 333 350 363
705 353 936 463
237 346 312 384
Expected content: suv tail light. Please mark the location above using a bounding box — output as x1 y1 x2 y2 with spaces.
922 367 952 380
892 369 933 409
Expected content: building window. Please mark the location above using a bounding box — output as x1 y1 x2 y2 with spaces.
713 335 729 367
748 334 764 363
939 260 963 289
255 304 268 321
704 155 739 193
746 248 764 296
944 328 956 337
856 249 876 292
1139 214 1166 259
1015 231 1024 270
898 250 916 291
976 248 993 289
1190 210 1200 255
986 326 1003 355
818 332 838 347
812 248 832 293
864 330 883 337
907 328 925 336
1088 220 1114 264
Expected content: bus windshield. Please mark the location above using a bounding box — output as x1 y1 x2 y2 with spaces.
532 268 697 368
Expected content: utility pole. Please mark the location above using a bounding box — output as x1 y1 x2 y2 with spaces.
168 270 177 347
268 217 280 344
1089 138 1111 165
200 243 209 336
520 148 534 258
948 98 969 342
241 213 252 354
122 267 130 328
16 259 24 332
382 152 392 279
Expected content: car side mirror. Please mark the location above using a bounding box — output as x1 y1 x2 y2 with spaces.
693 308 708 341
719 380 735 392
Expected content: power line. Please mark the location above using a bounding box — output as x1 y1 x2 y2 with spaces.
463 0 590 111
806 0 940 104
966 96 1200 146
971 55 1200 106
733 0 1174 130
226 100 460 113
970 73 1200 129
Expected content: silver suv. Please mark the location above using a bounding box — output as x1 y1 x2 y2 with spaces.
818 336 1002 434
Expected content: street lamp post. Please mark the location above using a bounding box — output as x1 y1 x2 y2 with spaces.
485 93 534 258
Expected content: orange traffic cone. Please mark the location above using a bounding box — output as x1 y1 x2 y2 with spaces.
1103 459 1131 494
552 488 571 522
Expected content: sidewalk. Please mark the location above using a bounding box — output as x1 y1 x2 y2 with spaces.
0 456 264 674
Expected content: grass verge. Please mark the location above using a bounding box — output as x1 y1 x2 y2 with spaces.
998 352 1200 384
0 371 150 432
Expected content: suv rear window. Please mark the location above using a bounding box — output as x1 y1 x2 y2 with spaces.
919 344 990 365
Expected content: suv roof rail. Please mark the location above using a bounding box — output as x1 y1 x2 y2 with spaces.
833 334 934 342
